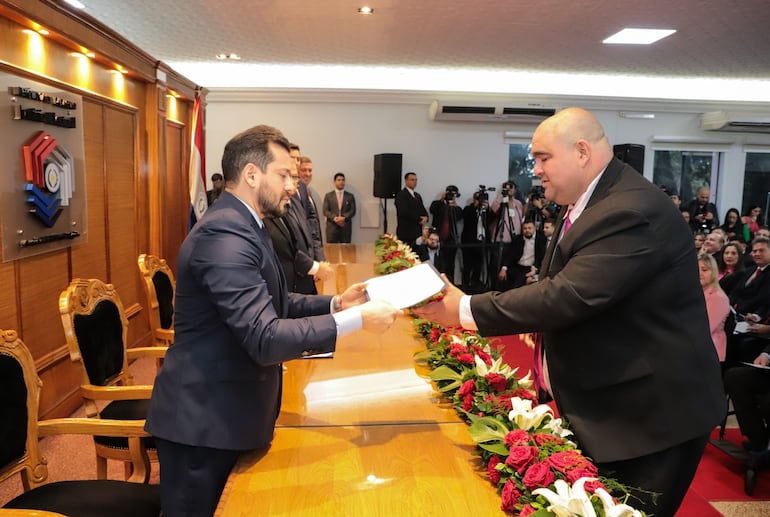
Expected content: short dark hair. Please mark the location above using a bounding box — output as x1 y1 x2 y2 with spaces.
404 172 416 180
334 172 345 180
221 125 289 183
211 173 223 181
289 142 300 152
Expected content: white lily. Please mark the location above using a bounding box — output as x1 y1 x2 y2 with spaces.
593 486 643 517
543 416 575 440
508 397 553 431
533 478 597 517
474 355 519 379
517 369 534 389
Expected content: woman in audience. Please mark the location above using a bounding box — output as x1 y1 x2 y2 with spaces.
743 205 763 241
719 242 745 279
694 232 706 252
700 253 731 363
720 208 746 244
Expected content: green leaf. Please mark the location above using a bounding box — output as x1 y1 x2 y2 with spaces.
428 365 463 382
478 442 510 455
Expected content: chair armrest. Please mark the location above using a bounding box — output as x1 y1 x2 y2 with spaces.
156 327 174 342
37 418 149 438
38 419 152 483
80 384 152 400
126 346 167 360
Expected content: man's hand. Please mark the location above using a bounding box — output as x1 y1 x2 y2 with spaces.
412 274 465 328
339 282 369 308
754 353 770 367
360 299 401 333
420 215 429 225
497 268 507 282
334 215 346 227
315 261 334 282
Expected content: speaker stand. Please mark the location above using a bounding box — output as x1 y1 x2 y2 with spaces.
381 198 389 234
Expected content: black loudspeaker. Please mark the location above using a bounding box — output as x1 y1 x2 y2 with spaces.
613 144 645 173
373 153 402 198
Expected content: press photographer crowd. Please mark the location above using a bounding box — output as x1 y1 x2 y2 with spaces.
394 173 559 294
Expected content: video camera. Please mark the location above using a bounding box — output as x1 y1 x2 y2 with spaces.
444 185 460 201
476 184 496 203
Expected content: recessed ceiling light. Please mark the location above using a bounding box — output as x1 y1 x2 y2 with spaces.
603 28 676 45
62 0 86 8
358 6 374 14
216 53 241 60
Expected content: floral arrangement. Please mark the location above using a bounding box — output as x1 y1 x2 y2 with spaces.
373 233 421 275
378 234 644 517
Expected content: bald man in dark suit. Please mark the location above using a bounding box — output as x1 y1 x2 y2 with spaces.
416 108 724 517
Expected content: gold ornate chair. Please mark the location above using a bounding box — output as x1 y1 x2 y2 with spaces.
137 254 175 347
0 329 160 516
58 278 166 479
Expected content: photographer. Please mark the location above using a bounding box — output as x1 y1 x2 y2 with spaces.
461 187 492 293
488 182 524 288
524 186 558 230
430 185 463 281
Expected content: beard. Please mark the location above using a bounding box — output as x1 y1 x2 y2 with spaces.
258 187 287 219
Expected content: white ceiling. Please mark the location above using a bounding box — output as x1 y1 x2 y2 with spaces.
75 0 770 101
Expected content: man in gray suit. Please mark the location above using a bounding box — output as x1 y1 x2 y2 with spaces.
322 172 356 243
416 108 724 516
146 125 399 517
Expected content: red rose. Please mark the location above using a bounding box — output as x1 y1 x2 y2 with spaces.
503 429 531 447
505 446 538 474
519 504 537 516
547 450 589 473
509 388 538 403
462 393 474 411
458 379 476 397
522 461 555 491
485 373 508 392
500 479 522 512
457 353 474 364
582 478 607 494
565 463 599 484
532 433 565 447
487 455 502 485
449 344 466 357
475 348 493 365
429 328 441 342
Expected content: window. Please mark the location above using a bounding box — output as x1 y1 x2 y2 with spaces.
652 150 721 206
742 151 770 226
507 142 535 202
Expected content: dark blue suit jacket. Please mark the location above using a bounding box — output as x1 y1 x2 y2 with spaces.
146 191 337 450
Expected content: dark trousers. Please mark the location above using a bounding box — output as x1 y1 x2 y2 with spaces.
156 437 245 517
725 365 770 450
595 434 708 517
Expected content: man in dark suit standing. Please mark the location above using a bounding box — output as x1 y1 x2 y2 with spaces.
322 172 357 243
416 108 724 517
146 125 399 517
297 156 325 260
265 164 333 294
394 171 428 244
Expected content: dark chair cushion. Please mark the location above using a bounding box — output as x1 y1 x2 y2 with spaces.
73 300 125 386
94 399 155 450
0 353 28 467
152 272 174 330
4 480 160 517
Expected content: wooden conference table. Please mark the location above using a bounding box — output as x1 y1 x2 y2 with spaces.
215 244 504 516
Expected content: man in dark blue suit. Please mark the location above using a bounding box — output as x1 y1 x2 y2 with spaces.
145 125 399 516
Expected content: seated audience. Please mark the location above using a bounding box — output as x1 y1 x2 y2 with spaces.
694 232 706 252
414 227 448 275
724 339 770 452
720 207 746 244
699 253 730 363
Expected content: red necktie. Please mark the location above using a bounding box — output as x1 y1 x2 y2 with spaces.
562 209 573 235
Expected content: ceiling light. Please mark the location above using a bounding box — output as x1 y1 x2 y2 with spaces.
37 29 49 36
215 53 241 60
62 0 86 8
603 28 675 45
619 112 656 119
358 6 374 14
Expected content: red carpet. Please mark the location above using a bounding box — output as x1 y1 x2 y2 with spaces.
495 334 770 515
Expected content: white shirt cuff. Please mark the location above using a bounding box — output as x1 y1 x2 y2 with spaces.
308 261 320 275
459 295 478 331
333 307 363 337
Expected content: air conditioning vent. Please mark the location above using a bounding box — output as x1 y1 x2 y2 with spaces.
701 111 770 133
429 100 557 123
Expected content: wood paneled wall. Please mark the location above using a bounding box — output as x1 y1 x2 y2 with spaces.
0 1 198 418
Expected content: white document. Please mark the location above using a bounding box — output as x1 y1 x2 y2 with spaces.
734 321 751 334
364 263 447 309
741 361 770 370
